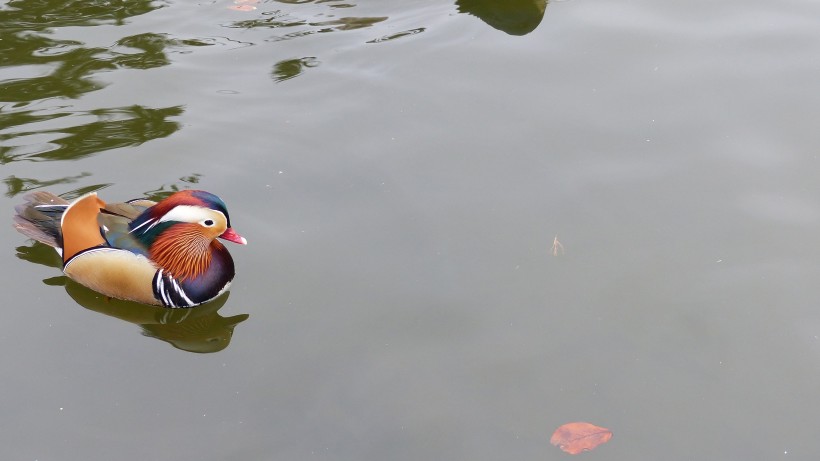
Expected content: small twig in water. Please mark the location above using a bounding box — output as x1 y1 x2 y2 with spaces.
551 234 564 256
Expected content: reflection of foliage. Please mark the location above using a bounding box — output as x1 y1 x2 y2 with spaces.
0 33 197 102
3 172 93 197
0 40 112 100
272 57 319 83
59 183 113 200
0 33 80 70
274 0 356 7
179 174 202 184
0 0 158 31
7 174 201 201
311 16 387 31
140 174 203 201
456 0 548 36
229 15 391 32
367 28 425 44
112 33 217 69
108 33 173 70
229 11 307 30
0 3 191 172
0 105 184 164
8 182 111 200
0 0 163 99
0 2 197 167
225 2 388 40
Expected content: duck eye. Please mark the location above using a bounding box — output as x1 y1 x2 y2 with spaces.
203 219 214 226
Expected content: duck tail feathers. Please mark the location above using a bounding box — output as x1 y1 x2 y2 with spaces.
12 192 69 249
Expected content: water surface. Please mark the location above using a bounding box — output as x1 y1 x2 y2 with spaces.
3 0 820 459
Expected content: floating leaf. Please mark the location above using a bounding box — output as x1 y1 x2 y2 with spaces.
229 0 258 10
550 422 612 454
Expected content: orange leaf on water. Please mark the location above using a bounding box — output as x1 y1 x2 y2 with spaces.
550 422 612 455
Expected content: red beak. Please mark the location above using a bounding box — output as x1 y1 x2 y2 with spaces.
219 227 248 245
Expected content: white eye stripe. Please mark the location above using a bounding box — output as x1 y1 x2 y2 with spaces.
129 218 157 233
159 205 225 224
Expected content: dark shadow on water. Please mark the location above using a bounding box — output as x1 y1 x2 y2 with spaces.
15 229 249 354
456 0 548 36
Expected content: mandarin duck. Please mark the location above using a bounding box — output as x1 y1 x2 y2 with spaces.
13 190 247 308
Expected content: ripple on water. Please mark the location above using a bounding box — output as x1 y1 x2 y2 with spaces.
366 27 426 43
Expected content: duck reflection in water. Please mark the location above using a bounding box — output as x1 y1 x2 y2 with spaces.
16 242 249 354
456 0 548 36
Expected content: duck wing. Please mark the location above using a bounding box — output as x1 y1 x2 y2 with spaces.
99 199 157 257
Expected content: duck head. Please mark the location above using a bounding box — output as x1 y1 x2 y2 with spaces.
129 190 247 281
